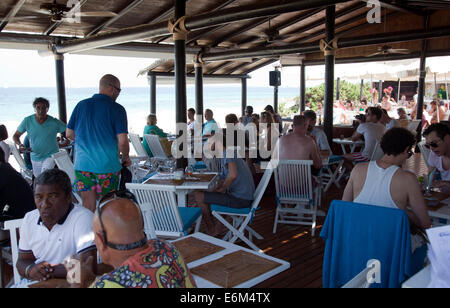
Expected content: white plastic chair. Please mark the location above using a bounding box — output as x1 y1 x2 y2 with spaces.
129 133 150 162
273 160 320 236
144 134 169 160
1 219 23 287
370 141 384 161
125 183 202 239
7 142 33 182
211 160 275 252
52 150 82 205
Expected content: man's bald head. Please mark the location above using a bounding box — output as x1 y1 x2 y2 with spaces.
93 198 145 247
99 74 121 101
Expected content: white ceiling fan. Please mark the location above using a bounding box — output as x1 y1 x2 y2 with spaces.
1 0 117 23
366 45 411 57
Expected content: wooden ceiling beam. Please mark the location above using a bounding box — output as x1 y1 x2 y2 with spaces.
156 0 238 44
86 0 145 37
0 0 27 32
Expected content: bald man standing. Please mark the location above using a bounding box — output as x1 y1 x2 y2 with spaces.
66 75 131 212
68 195 196 288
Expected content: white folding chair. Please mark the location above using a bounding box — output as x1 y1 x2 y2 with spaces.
1 219 23 287
418 140 432 168
211 160 275 252
320 140 345 192
52 150 82 205
144 134 169 160
370 140 384 161
126 183 202 239
341 266 372 288
407 120 421 135
7 142 33 182
273 160 320 236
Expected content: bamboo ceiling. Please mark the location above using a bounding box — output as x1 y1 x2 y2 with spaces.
1 0 450 75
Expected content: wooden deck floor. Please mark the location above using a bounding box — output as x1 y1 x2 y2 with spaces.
1 153 428 288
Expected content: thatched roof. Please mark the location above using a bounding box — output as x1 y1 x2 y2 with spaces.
1 0 450 76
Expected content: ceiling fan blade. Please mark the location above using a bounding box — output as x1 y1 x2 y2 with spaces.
74 11 117 17
389 49 411 54
366 52 382 57
0 15 42 22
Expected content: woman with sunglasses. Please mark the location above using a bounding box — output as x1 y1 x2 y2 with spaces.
343 128 431 234
423 123 450 190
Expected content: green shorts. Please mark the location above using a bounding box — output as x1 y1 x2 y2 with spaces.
74 170 120 196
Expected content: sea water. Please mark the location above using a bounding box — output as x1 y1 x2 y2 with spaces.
0 85 299 140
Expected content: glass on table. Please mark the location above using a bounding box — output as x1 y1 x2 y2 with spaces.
185 165 194 177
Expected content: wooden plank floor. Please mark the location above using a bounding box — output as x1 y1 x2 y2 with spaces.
1 153 427 288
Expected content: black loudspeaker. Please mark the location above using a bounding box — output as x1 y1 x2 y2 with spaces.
269 70 281 87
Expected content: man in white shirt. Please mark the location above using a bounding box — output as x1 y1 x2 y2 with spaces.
343 107 386 168
423 123 450 188
17 169 96 282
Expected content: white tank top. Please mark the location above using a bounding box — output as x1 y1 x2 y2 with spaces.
354 161 400 209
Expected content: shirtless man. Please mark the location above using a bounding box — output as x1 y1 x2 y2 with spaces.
343 127 431 230
273 115 322 173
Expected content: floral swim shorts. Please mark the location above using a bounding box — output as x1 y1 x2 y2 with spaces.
74 170 120 196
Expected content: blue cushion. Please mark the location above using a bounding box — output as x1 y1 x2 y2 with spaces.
210 204 252 215
193 161 207 170
328 155 343 163
178 207 202 232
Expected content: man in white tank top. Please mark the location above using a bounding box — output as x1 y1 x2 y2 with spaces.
343 127 431 231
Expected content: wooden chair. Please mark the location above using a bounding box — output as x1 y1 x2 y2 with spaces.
125 183 202 239
211 160 275 252
273 160 320 236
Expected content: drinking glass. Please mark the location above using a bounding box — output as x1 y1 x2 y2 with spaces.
185 166 194 177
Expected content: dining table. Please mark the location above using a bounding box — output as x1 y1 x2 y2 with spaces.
171 232 290 288
332 138 365 155
143 172 219 207
425 190 450 223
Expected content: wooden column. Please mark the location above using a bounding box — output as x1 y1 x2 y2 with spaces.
336 77 340 101
241 77 247 117
195 62 204 123
323 5 335 145
174 0 187 169
149 73 156 114
55 53 67 123
299 64 306 114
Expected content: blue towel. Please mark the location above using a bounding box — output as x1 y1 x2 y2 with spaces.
320 200 425 288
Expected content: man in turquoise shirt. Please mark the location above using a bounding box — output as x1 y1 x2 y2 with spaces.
13 97 67 178
67 74 130 212
202 109 220 137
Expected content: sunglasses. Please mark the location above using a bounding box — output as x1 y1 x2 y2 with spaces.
109 83 121 93
407 150 414 159
97 190 147 251
424 140 441 149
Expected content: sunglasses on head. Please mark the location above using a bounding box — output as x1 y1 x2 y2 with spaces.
97 190 147 251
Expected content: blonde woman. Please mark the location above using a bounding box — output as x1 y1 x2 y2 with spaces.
142 114 168 156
